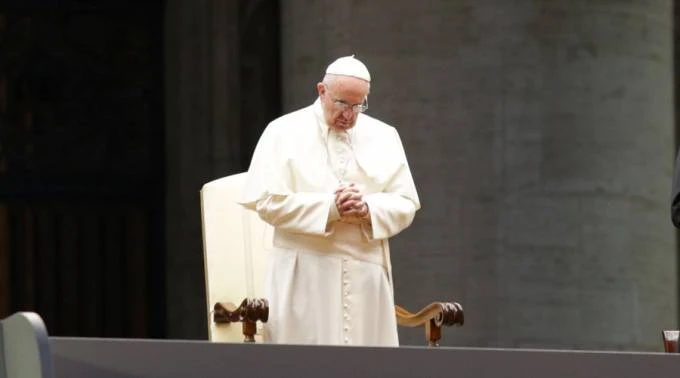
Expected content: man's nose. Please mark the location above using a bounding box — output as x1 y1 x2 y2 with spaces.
341 108 356 117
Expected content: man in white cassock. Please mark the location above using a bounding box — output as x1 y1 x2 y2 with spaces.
239 55 420 346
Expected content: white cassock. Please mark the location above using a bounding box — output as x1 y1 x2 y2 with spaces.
239 98 420 346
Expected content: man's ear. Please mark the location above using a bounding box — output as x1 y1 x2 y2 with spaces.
316 82 326 96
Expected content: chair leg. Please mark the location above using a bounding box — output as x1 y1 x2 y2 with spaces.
242 321 257 343
426 319 441 347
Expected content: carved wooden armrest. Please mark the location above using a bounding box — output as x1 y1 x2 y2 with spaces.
395 301 464 347
662 330 679 353
213 298 269 342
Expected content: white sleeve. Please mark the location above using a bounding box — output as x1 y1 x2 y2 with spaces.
361 127 420 240
363 193 417 240
255 193 339 235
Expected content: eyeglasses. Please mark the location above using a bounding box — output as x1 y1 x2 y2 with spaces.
332 98 368 114
323 84 368 114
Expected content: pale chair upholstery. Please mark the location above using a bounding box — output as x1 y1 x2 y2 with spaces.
200 172 272 342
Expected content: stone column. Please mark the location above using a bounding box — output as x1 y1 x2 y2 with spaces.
281 0 676 350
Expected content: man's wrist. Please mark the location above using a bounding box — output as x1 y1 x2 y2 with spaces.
328 195 341 222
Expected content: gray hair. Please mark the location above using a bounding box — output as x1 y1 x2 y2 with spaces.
322 74 371 93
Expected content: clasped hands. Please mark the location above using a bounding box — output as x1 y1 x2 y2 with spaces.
335 182 370 225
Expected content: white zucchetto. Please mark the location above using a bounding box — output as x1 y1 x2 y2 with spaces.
325 55 371 82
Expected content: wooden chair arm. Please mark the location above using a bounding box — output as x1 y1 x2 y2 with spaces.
213 298 464 346
213 298 268 342
395 301 464 346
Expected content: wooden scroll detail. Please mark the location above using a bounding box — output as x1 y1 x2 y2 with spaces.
395 301 464 347
214 298 269 342
662 330 679 353
212 298 462 346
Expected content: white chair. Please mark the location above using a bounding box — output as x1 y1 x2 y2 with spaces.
200 172 270 342
200 172 463 346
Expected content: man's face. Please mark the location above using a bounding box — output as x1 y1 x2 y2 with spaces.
317 76 369 131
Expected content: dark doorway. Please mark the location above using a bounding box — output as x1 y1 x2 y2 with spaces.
0 0 165 338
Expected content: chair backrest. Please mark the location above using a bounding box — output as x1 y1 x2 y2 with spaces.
200 172 273 342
